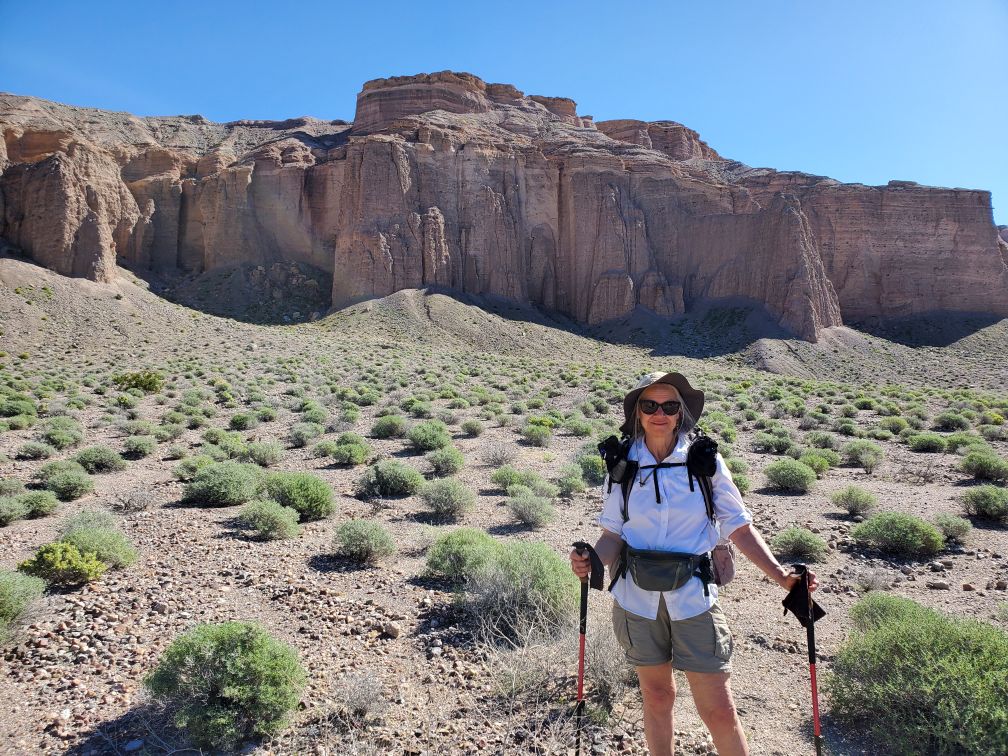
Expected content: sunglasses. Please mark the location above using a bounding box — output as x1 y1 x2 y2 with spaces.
639 399 682 416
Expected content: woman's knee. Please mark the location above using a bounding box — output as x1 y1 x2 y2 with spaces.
637 668 676 710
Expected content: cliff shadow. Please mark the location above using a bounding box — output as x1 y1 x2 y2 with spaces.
131 261 333 324
847 311 1007 347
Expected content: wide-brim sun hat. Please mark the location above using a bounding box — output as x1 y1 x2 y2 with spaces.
619 371 705 437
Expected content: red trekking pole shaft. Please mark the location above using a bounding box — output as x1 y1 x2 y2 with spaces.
575 550 589 755
804 571 823 756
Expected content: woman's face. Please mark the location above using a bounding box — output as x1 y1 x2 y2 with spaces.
637 383 683 439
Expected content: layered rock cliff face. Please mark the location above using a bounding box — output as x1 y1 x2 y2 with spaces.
2 72 1006 340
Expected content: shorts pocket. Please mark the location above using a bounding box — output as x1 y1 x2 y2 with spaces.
612 602 633 650
710 605 734 661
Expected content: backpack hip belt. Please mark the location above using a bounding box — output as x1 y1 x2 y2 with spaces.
610 544 715 595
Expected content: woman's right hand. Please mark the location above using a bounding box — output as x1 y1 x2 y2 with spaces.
569 548 590 579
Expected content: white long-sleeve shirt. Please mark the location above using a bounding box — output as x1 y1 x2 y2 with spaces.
598 434 753 621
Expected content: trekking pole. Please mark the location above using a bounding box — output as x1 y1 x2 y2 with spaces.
571 541 604 756
782 563 826 756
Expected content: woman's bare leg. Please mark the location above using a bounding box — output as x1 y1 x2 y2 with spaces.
637 662 677 756
683 670 749 756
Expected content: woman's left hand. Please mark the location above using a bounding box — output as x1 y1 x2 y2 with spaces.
780 568 818 593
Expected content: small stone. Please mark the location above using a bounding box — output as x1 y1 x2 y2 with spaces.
383 623 402 639
996 580 1008 591
926 581 950 590
963 583 976 591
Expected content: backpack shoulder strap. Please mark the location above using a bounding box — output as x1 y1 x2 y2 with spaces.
619 460 638 522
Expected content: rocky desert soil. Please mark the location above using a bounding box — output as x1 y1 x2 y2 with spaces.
1 255 1006 755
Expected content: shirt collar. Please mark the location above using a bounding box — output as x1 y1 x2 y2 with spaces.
632 434 690 465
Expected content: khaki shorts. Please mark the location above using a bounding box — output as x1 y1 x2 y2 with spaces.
612 596 734 672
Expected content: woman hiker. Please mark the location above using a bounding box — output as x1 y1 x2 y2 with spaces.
570 371 818 756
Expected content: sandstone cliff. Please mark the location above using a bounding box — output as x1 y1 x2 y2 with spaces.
2 72 1006 340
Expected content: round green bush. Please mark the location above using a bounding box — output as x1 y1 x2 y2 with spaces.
370 415 409 439
932 411 971 432
243 441 284 467
238 500 301 540
172 454 215 481
960 486 1008 523
407 420 451 452
804 431 840 450
944 431 989 454
764 459 817 493
507 490 556 528
461 419 484 437
933 513 972 543
144 622 306 751
462 541 578 638
19 491 59 518
426 445 464 476
61 527 137 568
18 541 107 585
797 452 831 477
829 593 1008 755
520 423 552 447
425 528 501 582
288 421 324 448
557 464 586 496
123 435 156 459
0 479 26 497
842 440 885 473
577 454 607 486
74 446 128 473
832 485 878 517
43 468 94 502
851 512 944 557
354 460 425 499
731 472 752 496
16 442 55 461
229 413 259 431
40 416 84 450
334 519 396 563
770 526 827 561
0 496 29 526
907 433 946 453
420 478 475 520
958 450 1008 482
184 462 264 507
0 569 45 643
264 472 334 521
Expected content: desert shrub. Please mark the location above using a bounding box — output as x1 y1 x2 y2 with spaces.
851 512 944 557
0 479 25 497
256 406 277 422
355 460 425 499
933 513 972 543
960 486 1008 523
334 519 396 563
797 452 831 478
425 528 501 581
577 454 607 486
0 496 29 526
40 416 83 450
0 398 37 417
16 441 55 460
461 418 484 437
842 440 885 474
944 431 989 454
482 442 516 467
407 420 451 452
288 422 324 448
123 435 156 459
731 472 752 496
879 416 909 434
264 472 333 521
420 477 475 520
229 413 259 431
144 622 306 751
183 462 263 507
242 441 284 467
74 446 127 473
752 432 793 455
764 459 817 493
562 417 593 437
59 510 117 534
507 490 556 528
38 463 94 502
832 485 878 517
828 593 1008 755
907 433 946 453
932 411 971 432
19 491 59 518
172 454 215 481
61 526 137 568
370 415 409 439
557 464 586 496
0 569 45 643
520 423 552 447
18 542 107 585
770 527 827 561
462 541 577 638
112 370 164 393
426 445 464 477
237 500 301 540
958 450 1008 482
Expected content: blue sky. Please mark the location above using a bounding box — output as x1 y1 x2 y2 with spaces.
2 0 1005 224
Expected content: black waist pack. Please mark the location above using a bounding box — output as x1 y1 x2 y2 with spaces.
625 548 711 592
